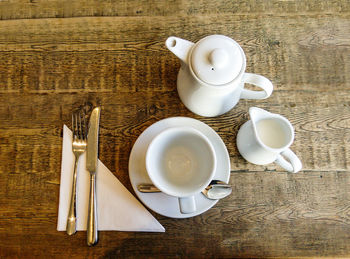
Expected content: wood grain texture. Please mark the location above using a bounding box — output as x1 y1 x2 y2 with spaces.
0 15 349 93
0 0 350 258
0 0 348 20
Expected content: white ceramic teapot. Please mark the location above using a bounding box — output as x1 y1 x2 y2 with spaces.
166 35 274 117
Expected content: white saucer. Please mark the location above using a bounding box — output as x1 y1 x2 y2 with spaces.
128 117 231 218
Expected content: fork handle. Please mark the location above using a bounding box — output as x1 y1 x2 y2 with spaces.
66 157 78 235
87 173 98 246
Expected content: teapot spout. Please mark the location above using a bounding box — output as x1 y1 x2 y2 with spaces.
249 107 273 124
166 36 194 65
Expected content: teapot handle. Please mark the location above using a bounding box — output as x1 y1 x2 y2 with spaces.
240 73 273 100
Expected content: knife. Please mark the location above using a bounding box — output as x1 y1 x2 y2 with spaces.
86 107 100 246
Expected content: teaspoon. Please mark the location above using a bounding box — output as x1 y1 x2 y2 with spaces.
137 180 232 200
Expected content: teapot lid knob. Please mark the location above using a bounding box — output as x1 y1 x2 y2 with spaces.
209 48 228 69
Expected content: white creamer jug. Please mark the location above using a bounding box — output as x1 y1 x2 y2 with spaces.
166 35 274 117
236 107 302 173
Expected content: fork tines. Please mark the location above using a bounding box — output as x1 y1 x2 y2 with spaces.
72 110 87 140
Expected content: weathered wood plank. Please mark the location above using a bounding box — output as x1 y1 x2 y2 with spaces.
0 0 348 20
1 168 350 258
0 16 349 94
0 90 349 175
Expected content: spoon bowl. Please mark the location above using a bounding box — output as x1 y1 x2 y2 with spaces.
201 180 232 200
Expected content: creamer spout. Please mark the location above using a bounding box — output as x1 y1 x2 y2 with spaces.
249 107 273 125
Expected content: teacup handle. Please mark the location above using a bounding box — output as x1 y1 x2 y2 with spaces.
179 196 196 214
275 148 302 173
240 73 273 100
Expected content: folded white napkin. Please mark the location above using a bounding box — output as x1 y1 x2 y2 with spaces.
57 125 165 232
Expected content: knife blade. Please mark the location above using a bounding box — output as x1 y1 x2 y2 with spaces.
86 107 100 173
86 107 100 246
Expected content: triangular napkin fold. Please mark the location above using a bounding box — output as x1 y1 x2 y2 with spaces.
57 125 165 232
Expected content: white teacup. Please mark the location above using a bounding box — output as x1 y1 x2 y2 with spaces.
146 126 216 214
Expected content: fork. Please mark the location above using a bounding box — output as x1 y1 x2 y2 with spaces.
66 109 87 235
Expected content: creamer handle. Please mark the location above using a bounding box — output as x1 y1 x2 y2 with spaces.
275 148 302 173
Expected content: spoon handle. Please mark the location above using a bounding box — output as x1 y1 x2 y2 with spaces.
138 182 232 200
137 183 161 193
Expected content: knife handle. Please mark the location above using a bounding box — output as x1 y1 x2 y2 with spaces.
87 174 98 246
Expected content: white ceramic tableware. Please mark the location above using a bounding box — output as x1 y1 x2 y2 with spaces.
146 126 216 214
128 117 230 219
236 107 302 173
166 35 274 117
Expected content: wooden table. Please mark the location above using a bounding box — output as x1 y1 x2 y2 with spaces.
0 1 349 258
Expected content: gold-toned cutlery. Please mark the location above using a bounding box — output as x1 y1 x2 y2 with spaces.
67 109 87 235
86 107 101 246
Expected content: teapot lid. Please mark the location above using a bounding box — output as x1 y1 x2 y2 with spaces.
191 35 244 85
